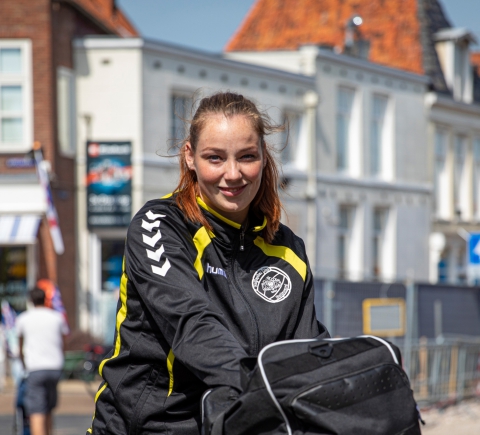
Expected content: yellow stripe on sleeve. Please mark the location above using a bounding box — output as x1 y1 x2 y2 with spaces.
192 226 213 280
167 349 175 397
253 236 307 281
99 269 128 376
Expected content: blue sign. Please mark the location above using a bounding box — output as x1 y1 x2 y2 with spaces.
468 233 480 265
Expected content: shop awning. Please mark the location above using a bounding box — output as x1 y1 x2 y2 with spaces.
0 215 41 244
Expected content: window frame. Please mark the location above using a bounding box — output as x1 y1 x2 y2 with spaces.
57 66 76 157
0 39 33 153
370 94 388 177
170 92 193 153
336 87 355 172
337 205 354 280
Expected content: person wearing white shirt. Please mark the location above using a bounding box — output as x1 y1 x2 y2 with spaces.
16 286 69 435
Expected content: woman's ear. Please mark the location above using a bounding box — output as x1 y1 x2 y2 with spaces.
185 142 195 171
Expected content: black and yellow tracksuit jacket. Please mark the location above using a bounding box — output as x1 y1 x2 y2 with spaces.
89 194 328 435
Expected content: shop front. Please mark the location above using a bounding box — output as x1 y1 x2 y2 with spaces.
0 183 45 314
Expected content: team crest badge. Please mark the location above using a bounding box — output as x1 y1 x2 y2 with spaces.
252 266 291 303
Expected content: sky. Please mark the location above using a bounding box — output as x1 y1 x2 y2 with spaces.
117 0 480 53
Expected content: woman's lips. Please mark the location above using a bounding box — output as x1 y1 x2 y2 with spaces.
219 185 247 197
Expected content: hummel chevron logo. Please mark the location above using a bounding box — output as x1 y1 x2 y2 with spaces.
142 219 160 232
147 245 165 262
146 210 166 220
141 210 171 277
152 258 171 276
143 230 161 247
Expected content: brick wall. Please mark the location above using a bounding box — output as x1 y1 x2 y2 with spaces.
0 0 117 329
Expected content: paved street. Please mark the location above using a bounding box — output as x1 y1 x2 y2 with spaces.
0 379 98 435
1 377 479 434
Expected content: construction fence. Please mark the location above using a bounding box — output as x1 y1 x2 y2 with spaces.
313 280 480 405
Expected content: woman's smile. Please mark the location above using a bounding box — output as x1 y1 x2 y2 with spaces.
218 185 248 196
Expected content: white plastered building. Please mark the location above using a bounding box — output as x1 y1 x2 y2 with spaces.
74 37 317 338
227 45 432 283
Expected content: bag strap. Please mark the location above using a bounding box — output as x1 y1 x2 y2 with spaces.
258 339 319 435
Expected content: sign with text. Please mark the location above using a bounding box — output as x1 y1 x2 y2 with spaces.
86 141 132 228
362 298 406 337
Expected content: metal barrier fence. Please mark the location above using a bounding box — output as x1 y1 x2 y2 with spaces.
313 279 480 404
408 339 480 405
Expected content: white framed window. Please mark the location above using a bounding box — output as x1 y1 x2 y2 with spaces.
372 208 388 279
170 93 192 153
338 205 354 280
281 109 307 168
453 134 468 218
336 87 355 172
370 94 388 177
0 39 32 152
473 137 480 219
434 128 449 219
57 67 76 156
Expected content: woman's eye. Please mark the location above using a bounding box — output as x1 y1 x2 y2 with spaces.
207 155 221 162
241 154 256 160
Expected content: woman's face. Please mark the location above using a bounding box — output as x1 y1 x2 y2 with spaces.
185 114 265 225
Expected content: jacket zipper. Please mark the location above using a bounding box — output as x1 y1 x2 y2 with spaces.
229 228 260 354
239 227 245 251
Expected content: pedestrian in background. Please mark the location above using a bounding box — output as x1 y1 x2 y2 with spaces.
16 286 69 435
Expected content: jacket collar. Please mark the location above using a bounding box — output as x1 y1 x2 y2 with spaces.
196 197 267 245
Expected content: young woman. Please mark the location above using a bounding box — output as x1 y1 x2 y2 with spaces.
88 92 328 435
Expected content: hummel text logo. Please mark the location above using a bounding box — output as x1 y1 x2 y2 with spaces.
206 263 227 279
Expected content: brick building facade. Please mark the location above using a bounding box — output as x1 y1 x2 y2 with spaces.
0 0 136 329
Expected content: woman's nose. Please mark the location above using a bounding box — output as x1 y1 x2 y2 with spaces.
224 160 242 180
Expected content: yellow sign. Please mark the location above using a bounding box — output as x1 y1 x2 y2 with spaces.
362 298 406 337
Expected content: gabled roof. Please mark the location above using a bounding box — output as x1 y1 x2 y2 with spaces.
225 0 452 91
70 0 138 37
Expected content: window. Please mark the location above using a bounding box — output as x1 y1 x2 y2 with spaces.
434 128 448 218
0 40 32 152
372 208 387 279
170 94 191 152
370 95 388 177
338 206 353 279
57 67 76 155
0 246 28 312
336 87 354 171
474 137 480 218
281 110 306 166
453 135 467 217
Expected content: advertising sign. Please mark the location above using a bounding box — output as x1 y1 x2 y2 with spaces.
86 141 132 228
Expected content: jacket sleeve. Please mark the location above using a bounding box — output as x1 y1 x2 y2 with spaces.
292 259 330 340
125 204 248 391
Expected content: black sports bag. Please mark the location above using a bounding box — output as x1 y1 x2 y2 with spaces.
203 336 423 435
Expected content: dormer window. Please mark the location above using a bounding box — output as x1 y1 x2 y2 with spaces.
434 28 477 103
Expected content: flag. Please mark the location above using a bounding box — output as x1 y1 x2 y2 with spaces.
36 279 70 333
1 300 19 357
32 142 64 255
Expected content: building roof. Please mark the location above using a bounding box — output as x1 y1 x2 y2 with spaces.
70 0 138 37
225 0 452 92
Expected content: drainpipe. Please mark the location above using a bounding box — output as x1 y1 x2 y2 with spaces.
304 91 319 275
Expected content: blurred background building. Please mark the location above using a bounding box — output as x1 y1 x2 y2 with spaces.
0 0 137 330
1 0 480 362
